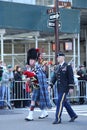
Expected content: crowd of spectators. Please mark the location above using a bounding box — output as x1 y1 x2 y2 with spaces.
0 59 87 109
0 60 32 109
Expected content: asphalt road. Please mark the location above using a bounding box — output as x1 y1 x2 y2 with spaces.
0 105 87 130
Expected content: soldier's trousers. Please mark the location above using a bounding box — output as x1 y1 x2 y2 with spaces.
55 92 77 122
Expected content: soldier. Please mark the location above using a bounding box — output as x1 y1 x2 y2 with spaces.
49 51 78 124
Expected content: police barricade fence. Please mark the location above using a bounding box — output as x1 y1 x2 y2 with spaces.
10 80 31 100
0 80 87 109
51 80 87 104
0 80 31 109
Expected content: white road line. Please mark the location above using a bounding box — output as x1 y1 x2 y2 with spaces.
21 105 87 116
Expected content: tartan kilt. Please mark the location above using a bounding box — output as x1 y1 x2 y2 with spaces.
31 88 40 102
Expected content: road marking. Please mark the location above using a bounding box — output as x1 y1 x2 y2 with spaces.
21 105 87 116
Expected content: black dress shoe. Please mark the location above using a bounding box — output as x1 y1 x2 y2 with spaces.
69 115 78 122
25 118 34 121
52 120 61 124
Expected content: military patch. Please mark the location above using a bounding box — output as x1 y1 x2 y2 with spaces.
62 66 67 71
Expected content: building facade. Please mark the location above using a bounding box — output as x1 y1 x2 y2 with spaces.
0 0 87 69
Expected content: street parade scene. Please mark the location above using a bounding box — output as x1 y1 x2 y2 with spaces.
0 0 87 130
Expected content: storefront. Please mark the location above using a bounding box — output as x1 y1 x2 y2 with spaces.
0 0 86 68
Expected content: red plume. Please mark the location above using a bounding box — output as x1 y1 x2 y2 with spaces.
36 48 40 52
23 71 35 78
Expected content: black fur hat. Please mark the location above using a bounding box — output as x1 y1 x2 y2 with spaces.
27 48 38 65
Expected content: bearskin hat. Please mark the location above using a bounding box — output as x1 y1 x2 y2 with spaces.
27 48 39 65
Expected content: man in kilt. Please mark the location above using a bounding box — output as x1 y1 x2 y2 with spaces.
25 48 52 121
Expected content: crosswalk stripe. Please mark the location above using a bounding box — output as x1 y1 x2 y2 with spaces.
22 105 87 116
36 105 87 116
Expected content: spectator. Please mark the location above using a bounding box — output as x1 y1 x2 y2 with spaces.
77 65 86 104
0 60 4 108
1 64 13 109
13 65 23 108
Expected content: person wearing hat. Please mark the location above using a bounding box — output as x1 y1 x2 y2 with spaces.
49 51 78 124
24 48 52 121
77 65 87 104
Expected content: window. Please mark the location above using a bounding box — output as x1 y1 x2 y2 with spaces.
64 42 72 51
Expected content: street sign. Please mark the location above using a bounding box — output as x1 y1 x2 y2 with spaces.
47 20 61 28
47 20 55 28
49 12 60 20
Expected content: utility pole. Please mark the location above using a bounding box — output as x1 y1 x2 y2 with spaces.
55 0 60 64
47 0 60 64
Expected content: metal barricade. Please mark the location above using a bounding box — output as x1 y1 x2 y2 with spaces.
51 80 87 104
10 80 31 107
0 80 87 109
10 80 31 100
69 80 87 101
0 80 31 109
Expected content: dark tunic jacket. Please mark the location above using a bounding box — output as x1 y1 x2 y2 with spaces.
50 62 75 93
